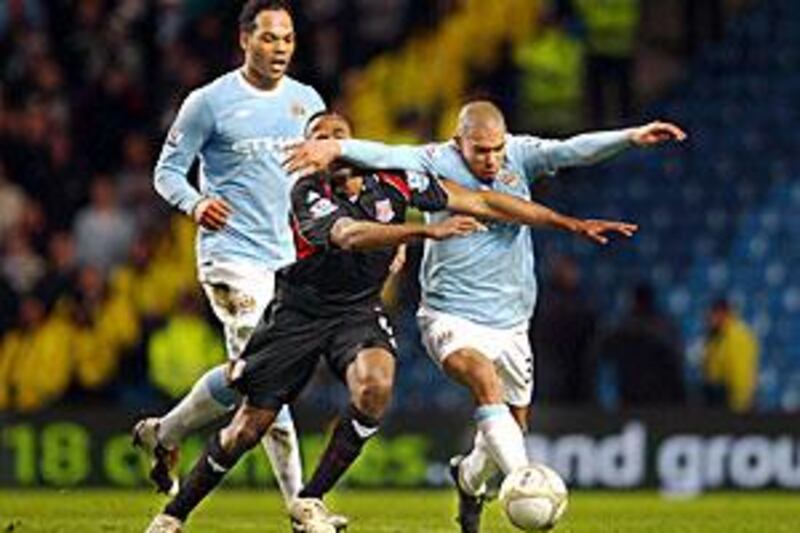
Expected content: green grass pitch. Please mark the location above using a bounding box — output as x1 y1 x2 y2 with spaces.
1 489 799 532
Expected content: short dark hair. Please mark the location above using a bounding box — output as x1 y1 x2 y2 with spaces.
239 0 292 32
304 111 353 137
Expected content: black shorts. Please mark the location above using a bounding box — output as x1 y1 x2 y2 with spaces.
234 300 396 410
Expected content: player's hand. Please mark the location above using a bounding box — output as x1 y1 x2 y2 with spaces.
426 215 487 240
389 244 407 274
283 140 341 177
193 197 232 231
576 219 638 245
629 121 687 146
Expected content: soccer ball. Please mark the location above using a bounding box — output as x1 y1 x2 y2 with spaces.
499 464 569 531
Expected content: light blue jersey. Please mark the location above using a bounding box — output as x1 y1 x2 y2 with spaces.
340 131 631 328
154 69 325 270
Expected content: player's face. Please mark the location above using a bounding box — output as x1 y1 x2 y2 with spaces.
307 116 352 141
308 115 354 179
457 126 507 179
241 9 295 84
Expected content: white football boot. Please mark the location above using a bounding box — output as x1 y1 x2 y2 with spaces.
289 497 347 532
132 417 180 496
144 514 183 533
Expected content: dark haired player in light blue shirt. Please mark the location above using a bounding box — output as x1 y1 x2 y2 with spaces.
134 0 323 517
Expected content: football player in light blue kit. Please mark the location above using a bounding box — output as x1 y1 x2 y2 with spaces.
284 101 686 532
133 0 324 509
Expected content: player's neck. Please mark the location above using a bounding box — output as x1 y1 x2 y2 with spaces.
240 66 282 92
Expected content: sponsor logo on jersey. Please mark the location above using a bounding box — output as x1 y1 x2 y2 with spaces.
375 199 395 222
309 197 338 219
232 136 299 159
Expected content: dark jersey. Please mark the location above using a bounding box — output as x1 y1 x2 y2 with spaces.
276 171 449 315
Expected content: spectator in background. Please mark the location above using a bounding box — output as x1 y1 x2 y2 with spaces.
0 295 72 412
46 129 88 228
7 102 54 197
351 0 410 63
573 0 640 126
531 255 597 405
73 176 136 274
117 131 167 230
702 298 759 412
1 229 45 295
74 264 107 313
34 231 78 310
147 290 224 399
514 4 585 134
598 282 685 406
0 162 26 240
0 0 45 38
0 277 17 335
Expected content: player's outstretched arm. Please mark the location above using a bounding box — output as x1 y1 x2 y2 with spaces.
330 216 485 251
529 120 687 172
440 179 637 244
284 139 431 178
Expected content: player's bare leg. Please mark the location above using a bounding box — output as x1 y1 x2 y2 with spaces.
509 405 529 432
134 360 303 502
297 347 395 527
146 403 282 531
442 349 529 533
443 349 528 472
133 364 234 495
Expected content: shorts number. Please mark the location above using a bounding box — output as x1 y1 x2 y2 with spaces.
378 315 397 348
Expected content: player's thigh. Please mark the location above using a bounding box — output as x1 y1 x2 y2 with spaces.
417 308 502 392
440 348 505 402
236 303 329 410
328 306 397 384
200 261 276 358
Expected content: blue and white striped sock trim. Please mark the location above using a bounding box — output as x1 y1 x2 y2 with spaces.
204 366 239 408
474 404 509 423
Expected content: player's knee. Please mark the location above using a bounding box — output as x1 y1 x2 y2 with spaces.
222 410 271 452
222 423 259 453
473 374 503 405
356 371 394 417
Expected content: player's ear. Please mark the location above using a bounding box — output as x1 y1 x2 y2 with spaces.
239 30 250 53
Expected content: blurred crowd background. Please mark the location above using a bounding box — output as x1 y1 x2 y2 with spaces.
1 0 791 419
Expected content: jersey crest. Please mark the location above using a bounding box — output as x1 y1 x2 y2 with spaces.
375 199 395 222
291 102 307 118
497 169 521 187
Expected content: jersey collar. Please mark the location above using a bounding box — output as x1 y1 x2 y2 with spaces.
237 69 286 98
